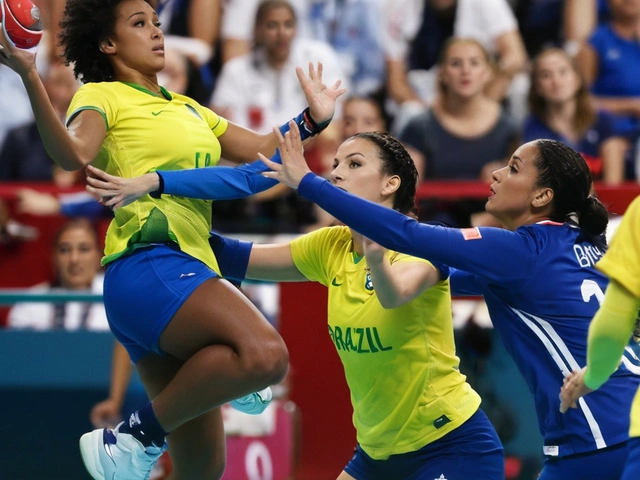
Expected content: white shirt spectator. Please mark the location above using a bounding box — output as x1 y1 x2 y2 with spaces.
383 0 518 61
211 38 348 132
8 274 109 331
221 0 310 41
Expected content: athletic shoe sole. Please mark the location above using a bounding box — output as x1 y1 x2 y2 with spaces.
79 429 108 480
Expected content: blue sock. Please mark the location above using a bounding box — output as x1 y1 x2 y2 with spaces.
118 402 167 448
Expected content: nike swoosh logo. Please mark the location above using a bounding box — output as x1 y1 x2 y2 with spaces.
331 278 342 287
180 273 196 278
151 111 163 116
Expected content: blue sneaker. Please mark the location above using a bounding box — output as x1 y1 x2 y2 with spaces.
230 387 273 415
79 422 165 480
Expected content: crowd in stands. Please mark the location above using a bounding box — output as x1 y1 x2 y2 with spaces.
2 0 639 242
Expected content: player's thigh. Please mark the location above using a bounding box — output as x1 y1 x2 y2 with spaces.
159 277 287 362
136 354 226 480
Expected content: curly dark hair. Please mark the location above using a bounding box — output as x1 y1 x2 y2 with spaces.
58 0 153 83
351 132 419 216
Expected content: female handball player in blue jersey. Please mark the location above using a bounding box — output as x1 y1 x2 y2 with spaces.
83 129 505 480
560 195 640 480
0 0 345 478
253 128 640 480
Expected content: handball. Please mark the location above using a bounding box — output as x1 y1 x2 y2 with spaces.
0 0 43 49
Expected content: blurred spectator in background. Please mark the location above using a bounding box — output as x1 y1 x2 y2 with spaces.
220 0 308 63
211 0 347 132
0 63 82 246
514 0 563 57
578 0 640 136
524 47 628 185
221 0 383 96
383 0 527 132
577 0 640 180
399 38 518 181
209 0 348 233
7 218 107 331
398 38 519 227
0 62 80 183
563 0 610 55
0 65 33 154
306 0 386 96
155 0 223 104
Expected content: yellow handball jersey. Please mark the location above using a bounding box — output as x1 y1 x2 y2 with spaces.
290 226 481 460
597 196 640 437
66 82 229 272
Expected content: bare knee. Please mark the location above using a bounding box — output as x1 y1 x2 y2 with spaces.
240 332 289 386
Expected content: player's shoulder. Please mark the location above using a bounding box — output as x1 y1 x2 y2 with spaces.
304 225 352 245
516 221 568 249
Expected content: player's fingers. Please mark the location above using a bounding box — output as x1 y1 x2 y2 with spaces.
258 152 280 171
289 120 301 143
272 125 285 144
86 176 115 190
295 65 309 87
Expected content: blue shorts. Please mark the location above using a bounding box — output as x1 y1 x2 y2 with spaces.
344 409 504 480
539 441 628 480
104 244 218 363
622 437 640 480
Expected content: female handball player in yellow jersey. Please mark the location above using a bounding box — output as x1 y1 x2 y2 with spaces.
0 0 345 478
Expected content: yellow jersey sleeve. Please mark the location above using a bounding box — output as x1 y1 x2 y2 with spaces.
290 227 343 286
66 83 119 130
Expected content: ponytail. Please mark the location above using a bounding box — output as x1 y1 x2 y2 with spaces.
577 195 608 236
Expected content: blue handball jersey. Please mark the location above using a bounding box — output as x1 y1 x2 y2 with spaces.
449 222 640 458
296 174 640 459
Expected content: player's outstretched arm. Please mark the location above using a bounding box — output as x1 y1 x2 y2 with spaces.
86 148 283 209
0 29 105 170
259 123 536 285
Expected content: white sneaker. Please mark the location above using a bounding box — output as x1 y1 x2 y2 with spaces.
230 387 273 415
79 422 165 480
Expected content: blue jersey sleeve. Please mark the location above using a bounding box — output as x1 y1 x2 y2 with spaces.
449 268 484 296
59 193 113 219
159 150 281 200
298 173 538 286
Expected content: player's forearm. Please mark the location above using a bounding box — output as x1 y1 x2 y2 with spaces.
584 280 640 389
21 69 91 170
365 258 406 308
159 150 280 199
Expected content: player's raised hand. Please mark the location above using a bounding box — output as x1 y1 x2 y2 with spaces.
86 165 160 210
0 23 37 77
259 120 311 190
297 62 347 126
559 367 593 413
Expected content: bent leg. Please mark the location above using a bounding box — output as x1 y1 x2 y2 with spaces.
153 277 289 431
136 354 226 480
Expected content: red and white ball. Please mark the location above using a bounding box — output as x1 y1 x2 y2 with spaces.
0 0 43 49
